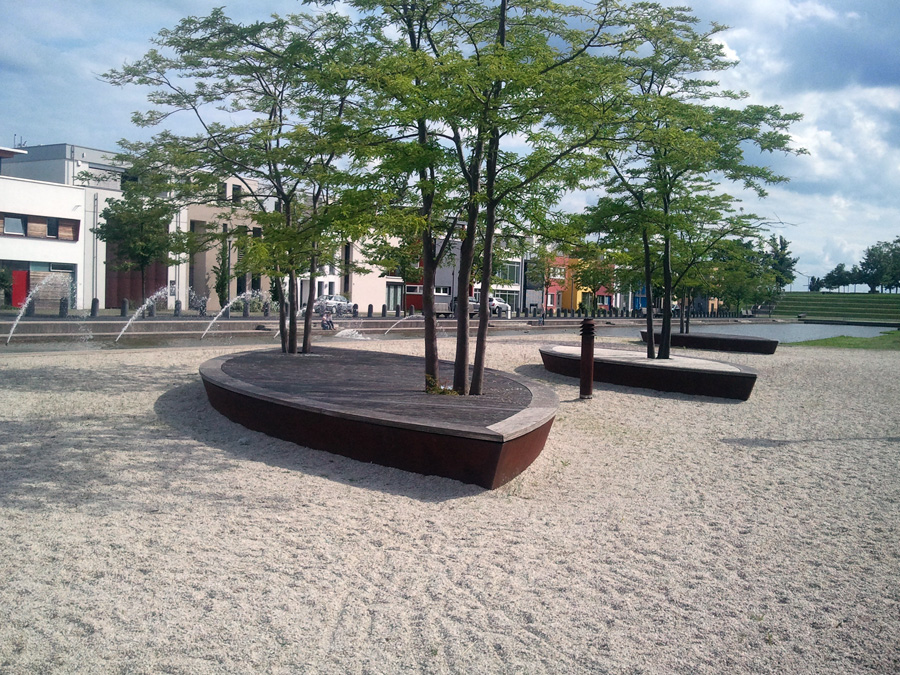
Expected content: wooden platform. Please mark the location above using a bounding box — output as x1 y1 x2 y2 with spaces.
641 330 778 354
540 345 757 400
199 347 558 489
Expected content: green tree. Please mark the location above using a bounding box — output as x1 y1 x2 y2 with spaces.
569 241 615 313
823 263 850 291
93 174 180 304
0 268 12 307
526 245 564 323
709 238 777 313
104 9 369 354
767 234 798 291
586 4 804 359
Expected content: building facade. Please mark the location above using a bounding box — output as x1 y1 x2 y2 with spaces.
1 143 190 311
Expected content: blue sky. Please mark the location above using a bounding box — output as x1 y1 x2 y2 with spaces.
2 0 897 285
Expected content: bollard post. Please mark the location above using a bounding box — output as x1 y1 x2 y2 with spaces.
25 298 35 317
242 302 250 318
395 305 401 318
353 304 359 318
263 301 270 317
223 306 230 319
91 298 99 318
367 304 373 318
174 300 182 317
580 318 595 400
59 297 69 318
148 303 156 318
381 304 387 318
121 299 129 317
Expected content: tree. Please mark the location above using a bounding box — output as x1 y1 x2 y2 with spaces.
526 244 564 323
93 173 180 304
767 234 798 291
568 241 615 313
0 268 12 306
823 263 850 291
104 9 370 354
708 238 777 313
859 240 900 293
586 4 804 359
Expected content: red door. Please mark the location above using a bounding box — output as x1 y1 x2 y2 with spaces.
11 270 28 307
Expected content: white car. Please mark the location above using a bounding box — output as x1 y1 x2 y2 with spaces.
313 294 353 315
488 296 511 315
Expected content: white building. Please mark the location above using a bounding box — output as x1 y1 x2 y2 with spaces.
0 143 189 311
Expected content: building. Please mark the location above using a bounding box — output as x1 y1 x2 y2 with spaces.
1 142 190 311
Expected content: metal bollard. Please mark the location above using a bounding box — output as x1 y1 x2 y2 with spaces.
59 297 69 318
121 299 129 317
580 318 595 400
367 304 373 318
353 304 359 318
91 298 99 318
174 300 182 317
242 302 250 318
263 301 270 317
381 304 387 318
148 303 156 318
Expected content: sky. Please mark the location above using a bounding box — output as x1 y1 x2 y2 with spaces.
2 0 898 286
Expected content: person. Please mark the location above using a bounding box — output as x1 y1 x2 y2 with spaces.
321 312 334 330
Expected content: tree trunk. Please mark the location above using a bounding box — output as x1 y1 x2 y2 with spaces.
658 234 673 359
685 294 691 334
642 227 655 359
422 231 439 389
452 202 479 394
302 252 317 354
288 269 298 354
470 204 497 396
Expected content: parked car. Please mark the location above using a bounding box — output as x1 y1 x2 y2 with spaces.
313 294 353 315
488 296 511 315
465 296 511 317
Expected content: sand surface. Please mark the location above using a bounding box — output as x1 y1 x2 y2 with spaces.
1 335 899 673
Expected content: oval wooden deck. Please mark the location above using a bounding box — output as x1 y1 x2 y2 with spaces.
640 330 778 354
540 345 757 400
199 348 558 489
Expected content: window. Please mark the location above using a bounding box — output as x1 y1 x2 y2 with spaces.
232 185 243 203
406 285 423 294
546 293 555 307
47 218 59 238
550 266 566 279
435 286 451 296
3 215 26 236
498 261 520 284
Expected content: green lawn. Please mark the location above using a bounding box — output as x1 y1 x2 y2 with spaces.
794 330 900 350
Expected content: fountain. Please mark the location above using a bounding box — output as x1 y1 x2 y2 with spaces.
188 288 208 317
115 287 169 342
5 272 71 345
200 290 261 339
383 313 424 335
335 329 370 340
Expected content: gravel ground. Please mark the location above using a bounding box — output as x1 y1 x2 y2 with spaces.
1 334 898 674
